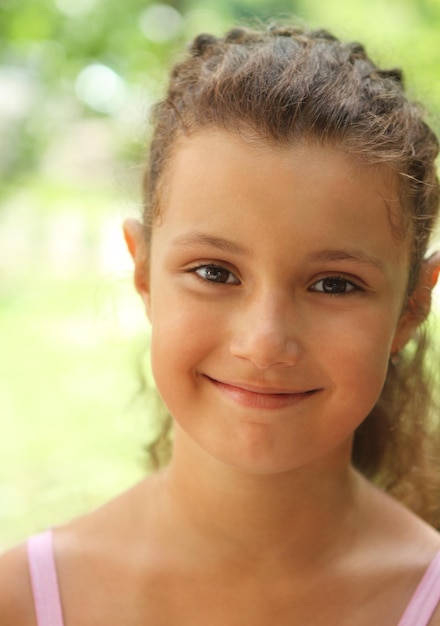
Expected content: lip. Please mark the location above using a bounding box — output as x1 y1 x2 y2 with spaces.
205 376 319 410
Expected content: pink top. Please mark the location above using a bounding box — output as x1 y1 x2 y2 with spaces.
27 529 440 626
27 531 63 626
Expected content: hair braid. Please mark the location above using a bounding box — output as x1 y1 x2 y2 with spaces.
141 23 440 527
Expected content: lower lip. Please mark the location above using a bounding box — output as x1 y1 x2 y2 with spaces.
207 377 317 410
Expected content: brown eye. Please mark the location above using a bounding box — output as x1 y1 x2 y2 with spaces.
310 277 358 294
193 265 239 284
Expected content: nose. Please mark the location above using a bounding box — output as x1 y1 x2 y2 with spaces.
229 289 303 369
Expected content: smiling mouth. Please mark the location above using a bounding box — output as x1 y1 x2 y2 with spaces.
205 376 319 410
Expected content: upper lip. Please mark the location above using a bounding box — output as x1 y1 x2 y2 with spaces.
206 376 315 395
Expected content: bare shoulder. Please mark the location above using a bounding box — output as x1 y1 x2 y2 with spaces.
359 474 440 552
0 541 37 626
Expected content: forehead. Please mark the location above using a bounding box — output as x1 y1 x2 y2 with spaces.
155 129 410 271
162 128 401 202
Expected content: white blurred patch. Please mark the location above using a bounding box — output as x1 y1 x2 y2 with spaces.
0 68 36 120
139 3 183 43
75 64 127 114
55 0 97 17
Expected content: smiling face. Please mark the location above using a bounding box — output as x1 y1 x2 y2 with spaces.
134 129 414 475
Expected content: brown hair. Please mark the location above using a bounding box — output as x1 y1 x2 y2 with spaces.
140 24 440 526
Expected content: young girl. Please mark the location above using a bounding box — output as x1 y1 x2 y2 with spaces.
2 22 440 626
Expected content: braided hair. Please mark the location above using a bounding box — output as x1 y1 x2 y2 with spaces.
141 24 440 526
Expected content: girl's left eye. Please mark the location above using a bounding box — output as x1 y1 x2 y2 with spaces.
309 276 360 295
191 264 240 285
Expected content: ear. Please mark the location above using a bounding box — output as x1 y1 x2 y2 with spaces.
391 252 440 354
123 218 151 317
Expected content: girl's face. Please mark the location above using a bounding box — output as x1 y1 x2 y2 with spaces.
136 130 414 475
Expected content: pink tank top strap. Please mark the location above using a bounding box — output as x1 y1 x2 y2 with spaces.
27 530 64 626
397 549 440 626
25 530 440 626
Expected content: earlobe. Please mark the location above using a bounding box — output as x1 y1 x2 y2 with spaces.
391 252 440 354
123 219 151 316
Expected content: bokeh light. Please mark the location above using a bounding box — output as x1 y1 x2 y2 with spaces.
75 63 127 114
1 0 439 550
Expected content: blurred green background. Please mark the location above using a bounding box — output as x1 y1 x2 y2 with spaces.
1 0 440 550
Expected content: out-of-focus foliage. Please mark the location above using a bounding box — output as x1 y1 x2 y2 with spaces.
0 0 190 187
301 0 440 115
1 0 439 549
1 0 439 191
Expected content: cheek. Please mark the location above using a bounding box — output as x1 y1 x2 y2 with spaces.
151 302 214 355
323 318 395 417
148 302 218 399
149 325 190 421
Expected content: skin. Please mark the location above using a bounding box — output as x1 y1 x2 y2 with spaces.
140 132 415 477
1 129 440 626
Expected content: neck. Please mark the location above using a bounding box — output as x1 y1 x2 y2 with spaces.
155 428 363 570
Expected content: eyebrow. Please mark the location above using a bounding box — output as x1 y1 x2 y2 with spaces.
171 232 386 272
171 232 251 255
308 249 386 272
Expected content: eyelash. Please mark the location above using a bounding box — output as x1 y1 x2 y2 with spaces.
188 264 362 295
309 276 362 295
189 264 240 285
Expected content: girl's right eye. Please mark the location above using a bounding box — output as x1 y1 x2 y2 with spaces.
190 264 240 285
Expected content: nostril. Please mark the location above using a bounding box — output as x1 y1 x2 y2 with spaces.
229 294 303 368
230 331 302 369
